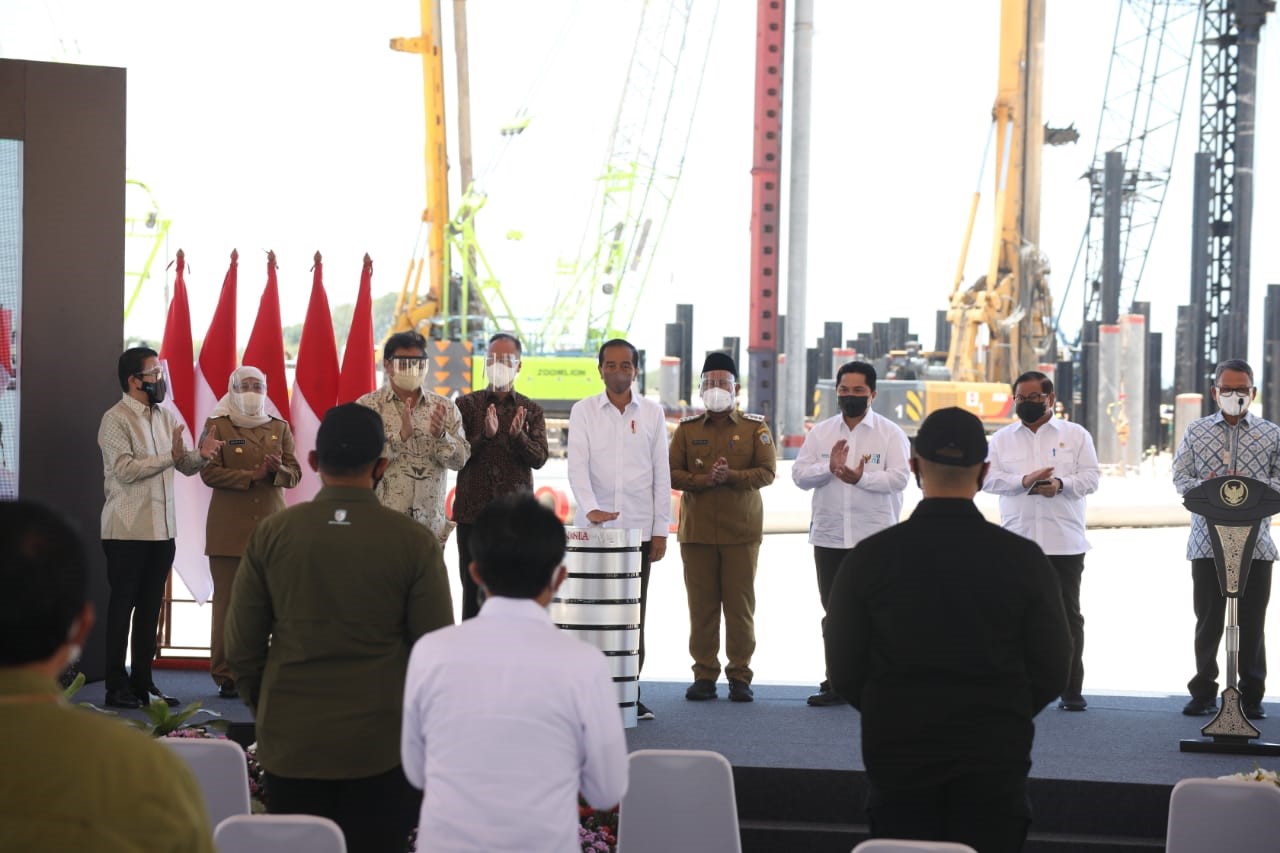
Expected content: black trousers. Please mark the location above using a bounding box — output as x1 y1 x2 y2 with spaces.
867 771 1031 853
639 539 652 674
264 766 421 853
102 538 175 693
1049 554 1086 699
1189 557 1272 703
815 545 854 688
454 523 483 621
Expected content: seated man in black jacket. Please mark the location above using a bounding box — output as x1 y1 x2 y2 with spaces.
825 407 1071 853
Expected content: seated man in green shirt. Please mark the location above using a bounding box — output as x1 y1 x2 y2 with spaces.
0 501 213 851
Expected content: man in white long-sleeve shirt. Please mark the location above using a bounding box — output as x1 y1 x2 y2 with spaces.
567 337 671 720
792 361 909 707
983 370 1100 711
401 494 628 852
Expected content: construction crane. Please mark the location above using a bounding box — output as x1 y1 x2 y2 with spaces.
538 0 720 355
389 0 450 339
944 0 1058 387
1063 0 1200 337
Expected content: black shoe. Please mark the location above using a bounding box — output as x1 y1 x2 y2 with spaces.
806 687 846 707
685 679 717 701
1244 701 1267 720
1058 695 1088 711
636 701 655 720
104 688 142 709
728 679 754 703
1182 696 1218 716
218 681 239 699
138 685 180 708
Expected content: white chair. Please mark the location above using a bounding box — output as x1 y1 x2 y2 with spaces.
1166 776 1280 853
161 737 251 827
617 749 741 853
853 840 978 852
214 814 347 853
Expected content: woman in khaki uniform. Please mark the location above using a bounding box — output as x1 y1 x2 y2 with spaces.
201 366 300 697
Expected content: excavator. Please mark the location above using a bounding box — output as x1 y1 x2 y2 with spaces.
873 0 1061 435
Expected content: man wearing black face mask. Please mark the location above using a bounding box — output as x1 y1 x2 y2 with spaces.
792 360 909 707
983 371 1099 712
98 347 223 709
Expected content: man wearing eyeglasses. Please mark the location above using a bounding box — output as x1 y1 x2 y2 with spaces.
357 331 470 545
1173 358 1280 720
983 370 1099 712
98 347 222 709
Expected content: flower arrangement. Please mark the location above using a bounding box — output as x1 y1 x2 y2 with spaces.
578 799 619 853
1220 767 1280 786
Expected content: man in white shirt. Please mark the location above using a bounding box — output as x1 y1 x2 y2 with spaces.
568 337 671 720
793 361 909 707
401 493 629 852
983 370 1100 711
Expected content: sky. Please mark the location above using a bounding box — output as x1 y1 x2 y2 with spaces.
2 0 1279 388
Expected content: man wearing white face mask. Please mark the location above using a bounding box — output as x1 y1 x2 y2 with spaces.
1173 358 1280 720
201 366 301 698
357 331 470 545
453 333 549 620
668 351 776 703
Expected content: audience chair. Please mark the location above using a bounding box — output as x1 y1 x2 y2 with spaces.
161 737 251 827
214 814 346 853
617 749 741 853
1166 776 1280 853
853 841 978 852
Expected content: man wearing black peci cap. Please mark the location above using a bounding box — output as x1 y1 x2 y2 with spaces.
824 407 1071 853
669 351 776 703
225 403 454 853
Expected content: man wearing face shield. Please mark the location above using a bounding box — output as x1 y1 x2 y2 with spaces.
357 331 470 545
98 347 223 709
453 333 549 620
668 352 776 703
200 366 301 698
791 361 910 707
983 371 1099 712
1173 358 1280 720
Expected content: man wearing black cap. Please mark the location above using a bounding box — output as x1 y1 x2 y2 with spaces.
225 403 454 853
669 351 775 703
825 407 1070 853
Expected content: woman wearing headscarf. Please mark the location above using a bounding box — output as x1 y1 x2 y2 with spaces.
200 366 300 698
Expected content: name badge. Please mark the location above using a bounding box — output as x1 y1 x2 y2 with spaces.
692 439 710 445
227 439 247 446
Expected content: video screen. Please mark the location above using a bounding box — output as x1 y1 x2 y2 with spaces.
0 139 20 499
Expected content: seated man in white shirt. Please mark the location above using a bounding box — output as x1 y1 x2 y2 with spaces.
401 493 629 852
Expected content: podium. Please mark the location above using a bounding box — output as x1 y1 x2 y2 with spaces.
1180 475 1280 755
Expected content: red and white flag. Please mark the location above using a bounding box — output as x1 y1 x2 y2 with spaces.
288 252 340 504
242 250 290 422
165 250 236 603
338 253 377 403
159 250 204 600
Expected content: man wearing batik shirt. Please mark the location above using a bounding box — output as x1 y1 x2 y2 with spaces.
357 331 470 545
1173 358 1280 721
453 333 549 619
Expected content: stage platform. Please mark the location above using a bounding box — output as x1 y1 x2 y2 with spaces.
117 672 1276 851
